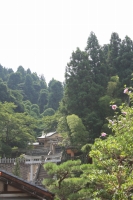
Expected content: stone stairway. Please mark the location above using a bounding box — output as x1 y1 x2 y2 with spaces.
34 150 62 186
35 163 52 186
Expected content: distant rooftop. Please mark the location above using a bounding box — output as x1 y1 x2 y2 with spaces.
37 131 56 139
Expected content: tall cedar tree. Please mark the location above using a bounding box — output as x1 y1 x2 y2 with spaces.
48 79 63 110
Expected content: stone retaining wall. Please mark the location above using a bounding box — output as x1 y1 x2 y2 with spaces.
0 162 39 181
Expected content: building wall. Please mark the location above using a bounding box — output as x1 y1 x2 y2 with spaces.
0 181 38 199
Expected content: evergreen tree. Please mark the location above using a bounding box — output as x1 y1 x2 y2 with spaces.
38 89 48 113
86 31 108 88
48 79 63 110
0 64 4 80
107 32 121 77
39 74 47 90
23 74 35 103
17 66 26 81
43 160 84 200
63 45 106 140
118 36 133 87
7 72 22 90
64 48 92 118
26 68 31 74
0 80 11 102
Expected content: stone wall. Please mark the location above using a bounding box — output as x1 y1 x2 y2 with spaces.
0 162 39 181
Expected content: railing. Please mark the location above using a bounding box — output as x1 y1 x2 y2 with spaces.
0 152 62 164
0 157 25 164
25 152 62 164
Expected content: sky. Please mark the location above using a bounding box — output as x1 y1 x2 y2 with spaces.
0 0 133 84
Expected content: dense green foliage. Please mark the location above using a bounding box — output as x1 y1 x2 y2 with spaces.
0 66 63 156
0 102 36 156
43 160 83 200
44 88 133 199
61 32 133 142
0 65 64 116
1 32 133 200
0 65 63 153
42 32 133 199
48 79 64 111
1 31 133 146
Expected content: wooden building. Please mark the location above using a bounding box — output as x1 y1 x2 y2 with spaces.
0 170 54 200
37 131 63 154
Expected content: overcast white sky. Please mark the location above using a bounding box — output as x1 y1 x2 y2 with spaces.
0 0 133 83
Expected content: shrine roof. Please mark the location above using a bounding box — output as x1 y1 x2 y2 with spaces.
37 131 56 139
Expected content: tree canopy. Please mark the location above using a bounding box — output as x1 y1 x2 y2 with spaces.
0 102 36 156
60 32 133 141
44 87 133 199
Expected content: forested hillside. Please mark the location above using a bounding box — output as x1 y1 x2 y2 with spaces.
0 31 133 158
43 32 133 199
0 65 64 156
0 65 64 115
60 32 133 142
